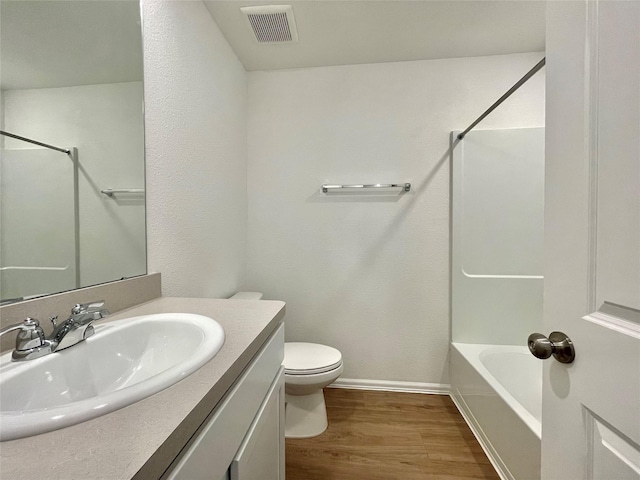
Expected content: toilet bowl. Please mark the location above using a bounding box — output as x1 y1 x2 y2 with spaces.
284 342 343 438
229 292 344 439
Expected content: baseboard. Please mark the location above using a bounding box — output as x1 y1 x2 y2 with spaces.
329 378 450 395
449 388 512 480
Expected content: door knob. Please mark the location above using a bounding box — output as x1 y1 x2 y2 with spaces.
527 331 575 364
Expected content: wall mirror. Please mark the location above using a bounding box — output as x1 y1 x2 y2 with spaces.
0 1 146 304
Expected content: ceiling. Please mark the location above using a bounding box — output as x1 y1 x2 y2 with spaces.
204 0 546 71
1 1 545 89
1 1 143 90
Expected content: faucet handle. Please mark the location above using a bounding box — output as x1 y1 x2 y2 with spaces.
0 318 40 336
14 318 45 351
0 318 52 361
71 300 105 315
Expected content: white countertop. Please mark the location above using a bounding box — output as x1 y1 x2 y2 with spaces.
0 297 286 480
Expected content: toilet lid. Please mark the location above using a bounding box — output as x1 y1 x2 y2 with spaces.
284 342 343 375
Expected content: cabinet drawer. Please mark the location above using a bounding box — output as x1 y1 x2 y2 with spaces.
167 323 284 480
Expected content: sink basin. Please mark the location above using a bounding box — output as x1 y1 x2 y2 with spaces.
0 313 224 441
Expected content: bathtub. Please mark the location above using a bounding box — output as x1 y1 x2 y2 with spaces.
450 343 542 480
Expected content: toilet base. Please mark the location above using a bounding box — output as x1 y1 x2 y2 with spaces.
285 389 328 438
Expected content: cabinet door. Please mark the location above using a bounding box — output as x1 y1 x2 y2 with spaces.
230 368 285 480
164 325 284 480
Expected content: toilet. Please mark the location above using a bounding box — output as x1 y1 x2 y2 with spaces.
229 292 343 439
284 342 343 438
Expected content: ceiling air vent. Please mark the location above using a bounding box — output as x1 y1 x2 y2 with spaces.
240 5 299 43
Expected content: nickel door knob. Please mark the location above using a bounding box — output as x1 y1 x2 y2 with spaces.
527 331 575 364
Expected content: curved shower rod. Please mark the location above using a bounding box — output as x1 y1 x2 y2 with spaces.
457 57 546 140
0 130 72 155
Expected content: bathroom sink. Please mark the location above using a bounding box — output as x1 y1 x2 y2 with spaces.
0 313 225 441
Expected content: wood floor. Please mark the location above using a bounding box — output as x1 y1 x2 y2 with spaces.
285 388 499 480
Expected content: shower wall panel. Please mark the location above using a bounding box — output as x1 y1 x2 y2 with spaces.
452 127 544 345
0 148 77 299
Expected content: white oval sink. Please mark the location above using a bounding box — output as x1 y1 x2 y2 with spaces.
0 313 224 441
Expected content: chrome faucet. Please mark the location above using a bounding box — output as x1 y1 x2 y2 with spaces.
0 301 109 362
50 301 110 351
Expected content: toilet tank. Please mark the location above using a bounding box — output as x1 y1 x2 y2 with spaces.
229 292 263 300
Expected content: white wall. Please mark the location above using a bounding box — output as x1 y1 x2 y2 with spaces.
247 53 545 384
141 0 248 298
2 82 146 289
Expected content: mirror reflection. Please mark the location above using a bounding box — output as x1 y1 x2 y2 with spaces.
0 0 146 304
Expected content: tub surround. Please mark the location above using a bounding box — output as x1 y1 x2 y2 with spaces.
0 295 286 480
451 127 544 346
449 126 544 479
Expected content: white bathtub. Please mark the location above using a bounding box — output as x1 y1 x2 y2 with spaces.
450 343 542 480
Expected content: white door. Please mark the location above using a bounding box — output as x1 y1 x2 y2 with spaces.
543 1 640 479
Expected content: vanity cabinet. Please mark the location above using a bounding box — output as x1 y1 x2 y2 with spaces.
165 324 285 480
